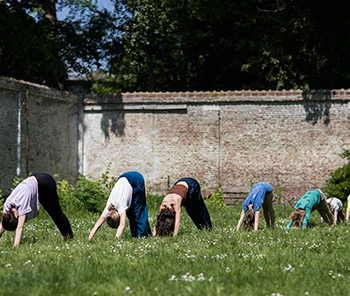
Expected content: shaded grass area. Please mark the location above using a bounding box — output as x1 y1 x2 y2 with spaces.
0 203 349 296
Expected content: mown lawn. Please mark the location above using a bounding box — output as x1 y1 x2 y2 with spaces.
0 200 349 296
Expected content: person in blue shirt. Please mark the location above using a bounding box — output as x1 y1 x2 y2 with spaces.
236 182 275 231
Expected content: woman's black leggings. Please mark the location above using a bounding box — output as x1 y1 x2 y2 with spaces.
33 173 73 238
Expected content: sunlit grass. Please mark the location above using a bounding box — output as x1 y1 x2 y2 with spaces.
0 204 349 296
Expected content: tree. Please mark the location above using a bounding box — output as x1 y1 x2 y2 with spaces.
324 150 350 201
0 0 66 87
93 0 350 93
0 0 117 87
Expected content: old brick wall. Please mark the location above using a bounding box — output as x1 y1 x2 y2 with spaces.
1 76 350 201
0 77 79 194
82 90 350 200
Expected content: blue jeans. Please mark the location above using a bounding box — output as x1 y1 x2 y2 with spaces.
118 172 152 237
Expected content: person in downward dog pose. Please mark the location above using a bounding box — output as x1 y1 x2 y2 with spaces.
287 189 333 229
326 197 345 225
0 173 73 246
236 182 275 232
154 177 212 236
89 171 152 240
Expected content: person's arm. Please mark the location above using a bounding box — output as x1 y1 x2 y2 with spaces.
302 210 311 229
236 209 245 232
0 221 5 238
14 215 26 246
153 223 157 236
115 211 126 239
347 209 350 222
333 211 338 226
286 219 293 229
88 214 105 240
254 210 260 231
173 206 181 237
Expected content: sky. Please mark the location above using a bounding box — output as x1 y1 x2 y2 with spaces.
57 0 115 21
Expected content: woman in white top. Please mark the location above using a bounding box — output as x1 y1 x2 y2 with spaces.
89 171 152 239
0 173 73 246
327 197 345 224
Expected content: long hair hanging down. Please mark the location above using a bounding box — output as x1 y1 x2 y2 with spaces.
289 209 306 228
1 206 18 231
155 208 175 236
244 208 255 231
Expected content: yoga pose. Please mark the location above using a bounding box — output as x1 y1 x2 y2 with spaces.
89 171 152 239
154 177 212 236
287 189 333 229
236 182 275 231
0 173 73 246
327 197 345 224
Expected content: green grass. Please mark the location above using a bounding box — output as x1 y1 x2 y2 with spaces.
1 203 350 296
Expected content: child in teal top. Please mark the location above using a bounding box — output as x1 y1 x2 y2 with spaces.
287 189 333 229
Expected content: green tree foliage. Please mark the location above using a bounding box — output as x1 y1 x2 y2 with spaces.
0 0 116 87
0 0 67 87
324 150 350 200
94 0 350 92
1 0 350 91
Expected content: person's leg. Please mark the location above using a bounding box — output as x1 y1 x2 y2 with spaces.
126 174 152 238
183 179 212 230
262 201 270 227
33 174 73 238
316 189 333 225
264 192 275 228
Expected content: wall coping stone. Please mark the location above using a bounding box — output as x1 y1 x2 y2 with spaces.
84 89 350 105
0 76 79 104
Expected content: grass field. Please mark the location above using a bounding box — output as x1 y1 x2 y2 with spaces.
0 198 349 296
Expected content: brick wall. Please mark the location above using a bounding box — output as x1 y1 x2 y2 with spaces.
0 77 79 194
82 90 350 199
1 76 350 201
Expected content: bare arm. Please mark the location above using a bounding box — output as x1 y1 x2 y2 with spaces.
88 214 105 240
333 211 338 226
14 215 26 246
236 210 245 232
153 223 157 236
254 210 260 231
173 206 181 237
0 221 5 238
115 211 126 239
347 209 350 222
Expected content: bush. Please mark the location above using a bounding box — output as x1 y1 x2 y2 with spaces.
324 150 350 201
208 184 226 209
73 165 117 213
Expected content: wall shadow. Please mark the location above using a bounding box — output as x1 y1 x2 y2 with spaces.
98 94 126 139
302 90 332 125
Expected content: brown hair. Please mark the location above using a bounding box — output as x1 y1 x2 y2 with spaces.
155 208 175 236
244 208 255 231
1 206 18 231
289 209 306 228
105 205 120 229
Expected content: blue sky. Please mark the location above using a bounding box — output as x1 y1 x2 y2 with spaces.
57 0 115 21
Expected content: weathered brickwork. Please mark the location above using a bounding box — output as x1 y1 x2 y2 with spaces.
83 90 350 199
1 77 350 202
0 77 79 194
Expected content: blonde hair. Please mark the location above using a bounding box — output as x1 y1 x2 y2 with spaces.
106 205 120 229
289 209 306 228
